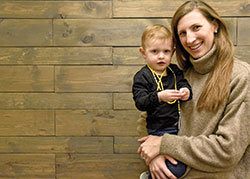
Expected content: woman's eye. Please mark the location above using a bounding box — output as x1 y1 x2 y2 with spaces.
194 25 201 31
179 31 186 37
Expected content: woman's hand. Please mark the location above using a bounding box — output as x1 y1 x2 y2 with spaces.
137 135 163 165
149 155 177 179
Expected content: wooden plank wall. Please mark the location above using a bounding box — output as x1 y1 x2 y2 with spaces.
0 0 249 178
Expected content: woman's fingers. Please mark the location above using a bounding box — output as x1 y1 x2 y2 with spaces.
138 135 149 143
164 155 178 165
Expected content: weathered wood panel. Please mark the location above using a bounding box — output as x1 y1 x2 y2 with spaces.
238 18 250 45
0 47 112 65
113 47 144 65
53 19 171 46
0 19 52 46
0 137 113 153
113 93 136 110
235 46 250 64
0 110 54 136
0 154 55 178
56 154 147 179
56 110 140 136
53 18 236 46
55 66 141 92
114 136 140 154
0 93 112 109
0 66 53 92
224 18 237 45
0 1 111 19
113 0 250 17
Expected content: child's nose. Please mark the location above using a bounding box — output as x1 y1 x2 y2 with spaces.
158 52 164 58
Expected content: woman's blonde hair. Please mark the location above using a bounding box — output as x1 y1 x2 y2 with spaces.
172 0 234 111
141 24 172 49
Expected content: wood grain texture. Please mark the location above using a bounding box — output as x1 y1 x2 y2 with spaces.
0 1 111 18
113 47 144 65
56 154 147 179
53 19 171 46
113 0 250 17
235 46 250 63
56 110 140 136
0 19 52 46
0 66 53 92
0 47 112 65
238 18 250 45
0 154 55 178
113 93 136 110
0 137 113 153
0 0 248 178
114 136 140 154
55 66 141 92
0 93 112 109
0 110 54 136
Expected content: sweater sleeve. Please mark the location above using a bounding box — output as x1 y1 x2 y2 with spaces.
160 63 250 172
132 68 160 111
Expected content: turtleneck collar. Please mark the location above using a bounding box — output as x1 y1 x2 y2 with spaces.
189 44 216 74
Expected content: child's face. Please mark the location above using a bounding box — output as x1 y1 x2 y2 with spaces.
140 38 174 75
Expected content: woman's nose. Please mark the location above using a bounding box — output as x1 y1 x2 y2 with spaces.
186 32 196 44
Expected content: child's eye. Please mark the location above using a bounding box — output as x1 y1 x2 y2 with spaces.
151 50 158 54
164 50 170 54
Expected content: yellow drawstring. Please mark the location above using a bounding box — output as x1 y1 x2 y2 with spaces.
147 64 182 129
147 65 181 110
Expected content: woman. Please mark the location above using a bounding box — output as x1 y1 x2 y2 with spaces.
138 0 250 178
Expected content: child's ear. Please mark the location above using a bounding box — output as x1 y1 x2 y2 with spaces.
139 47 146 58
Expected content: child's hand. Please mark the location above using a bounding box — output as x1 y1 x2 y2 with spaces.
179 88 190 101
158 90 182 103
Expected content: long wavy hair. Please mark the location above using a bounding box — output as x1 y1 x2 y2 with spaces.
172 0 234 111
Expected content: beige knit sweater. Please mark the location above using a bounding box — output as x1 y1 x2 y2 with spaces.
158 46 250 178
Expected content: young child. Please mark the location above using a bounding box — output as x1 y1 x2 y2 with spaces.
132 24 192 178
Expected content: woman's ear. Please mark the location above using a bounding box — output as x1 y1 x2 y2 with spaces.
212 19 219 33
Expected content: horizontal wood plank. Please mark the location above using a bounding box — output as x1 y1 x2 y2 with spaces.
238 18 250 45
0 1 111 18
0 19 52 46
114 136 140 154
0 154 55 178
113 47 144 65
0 110 54 136
113 93 136 110
56 154 147 179
0 93 112 109
53 19 171 46
113 0 250 17
235 46 250 64
0 66 53 92
55 66 141 92
56 110 140 136
0 47 112 65
0 137 113 153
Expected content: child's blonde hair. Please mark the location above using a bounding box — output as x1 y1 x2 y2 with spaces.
141 24 173 49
